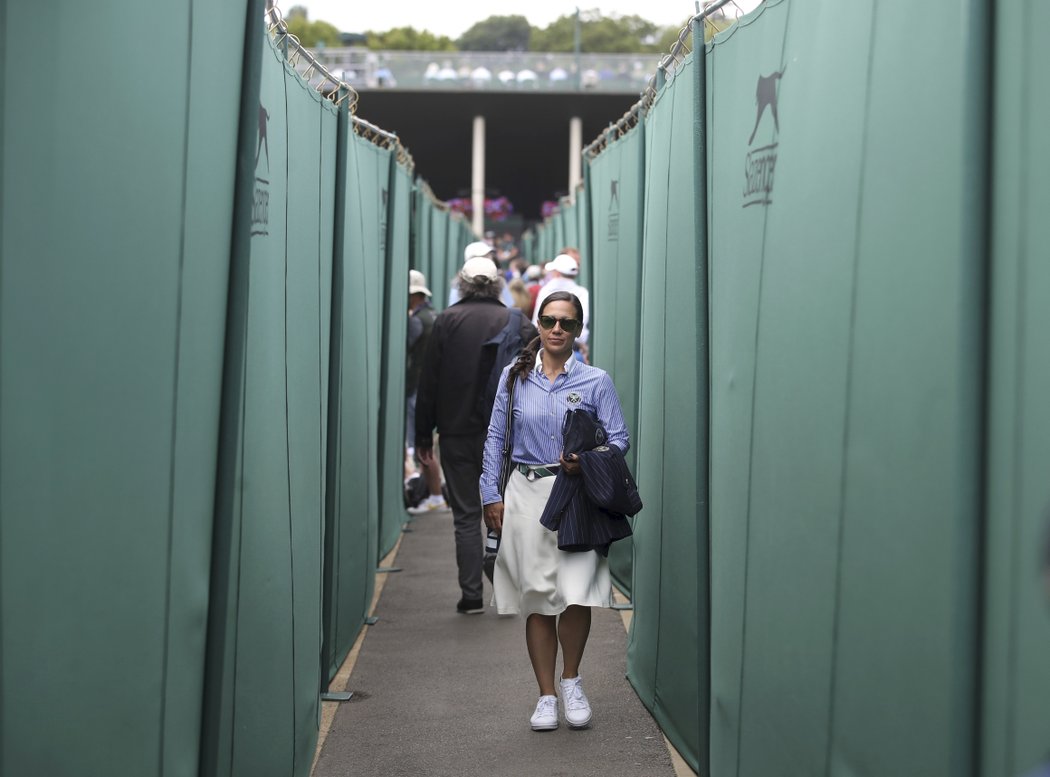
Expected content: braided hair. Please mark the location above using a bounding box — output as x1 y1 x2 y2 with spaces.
506 290 584 389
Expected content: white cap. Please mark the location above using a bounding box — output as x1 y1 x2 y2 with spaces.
464 240 495 262
460 256 499 282
408 269 431 297
544 253 579 277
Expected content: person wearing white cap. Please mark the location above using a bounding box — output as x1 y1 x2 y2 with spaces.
449 240 516 308
406 269 447 514
532 251 590 345
416 255 538 614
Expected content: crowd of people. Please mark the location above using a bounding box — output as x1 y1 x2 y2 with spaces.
403 231 636 734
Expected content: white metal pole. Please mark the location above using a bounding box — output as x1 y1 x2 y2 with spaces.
568 116 583 204
471 115 486 236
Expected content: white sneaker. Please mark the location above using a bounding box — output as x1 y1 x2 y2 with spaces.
559 676 592 729
406 495 447 515
529 695 559 731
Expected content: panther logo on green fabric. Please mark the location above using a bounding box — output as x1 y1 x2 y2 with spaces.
256 104 270 172
748 66 786 146
743 66 785 209
252 102 271 237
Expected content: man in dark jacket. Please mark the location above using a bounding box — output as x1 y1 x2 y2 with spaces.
416 255 537 614
405 270 446 513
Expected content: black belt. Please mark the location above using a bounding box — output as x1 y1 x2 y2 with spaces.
516 462 560 481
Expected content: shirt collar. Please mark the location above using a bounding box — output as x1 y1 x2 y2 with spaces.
533 348 577 376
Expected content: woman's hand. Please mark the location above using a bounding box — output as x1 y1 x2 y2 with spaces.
559 452 581 476
483 502 504 533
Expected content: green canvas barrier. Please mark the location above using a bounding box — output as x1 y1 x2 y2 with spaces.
552 210 567 257
522 230 536 264
450 214 468 302
200 34 335 777
411 187 431 280
0 2 249 775
536 221 551 265
347 129 393 562
707 2 985 775
558 199 578 256
585 124 647 597
627 45 707 771
428 207 450 311
576 183 592 286
320 125 389 682
377 161 412 558
982 1 1050 774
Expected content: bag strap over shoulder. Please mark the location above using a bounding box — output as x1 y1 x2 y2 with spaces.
498 377 516 497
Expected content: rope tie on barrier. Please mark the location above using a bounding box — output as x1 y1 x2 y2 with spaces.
419 181 450 212
582 0 748 160
265 0 360 112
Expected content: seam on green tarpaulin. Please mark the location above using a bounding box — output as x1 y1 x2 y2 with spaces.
281 54 299 773
734 4 793 773
0 0 8 765
160 0 196 771
1001 3 1033 773
822 3 878 775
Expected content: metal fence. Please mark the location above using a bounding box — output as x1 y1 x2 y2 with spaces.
308 48 657 93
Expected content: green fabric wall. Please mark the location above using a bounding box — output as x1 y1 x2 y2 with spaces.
538 221 552 265
707 1 985 775
559 199 578 256
552 209 567 257
321 121 388 681
982 1 1050 774
0 1 248 774
452 216 474 280
576 185 591 287
378 162 412 557
427 207 449 311
627 45 708 770
522 230 536 264
319 121 390 680
200 35 335 777
585 126 647 597
412 188 431 279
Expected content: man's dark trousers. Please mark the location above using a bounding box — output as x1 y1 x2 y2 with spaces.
438 432 485 602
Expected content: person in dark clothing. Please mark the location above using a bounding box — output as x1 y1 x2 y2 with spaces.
405 269 446 513
415 255 538 614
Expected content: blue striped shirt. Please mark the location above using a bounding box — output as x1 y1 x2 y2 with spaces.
480 351 629 505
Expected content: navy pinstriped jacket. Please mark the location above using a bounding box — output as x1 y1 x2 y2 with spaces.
538 445 642 556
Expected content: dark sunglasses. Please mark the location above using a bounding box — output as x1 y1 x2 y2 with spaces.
538 315 582 335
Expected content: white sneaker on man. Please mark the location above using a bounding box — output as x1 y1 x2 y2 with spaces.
529 695 559 731
559 676 592 729
406 495 447 515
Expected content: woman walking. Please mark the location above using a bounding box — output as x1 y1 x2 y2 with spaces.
479 291 630 732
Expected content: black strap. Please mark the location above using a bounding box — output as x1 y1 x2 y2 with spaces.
498 376 515 498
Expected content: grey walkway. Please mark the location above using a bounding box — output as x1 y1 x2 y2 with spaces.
313 506 678 777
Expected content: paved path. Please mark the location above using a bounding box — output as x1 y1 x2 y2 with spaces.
313 507 678 777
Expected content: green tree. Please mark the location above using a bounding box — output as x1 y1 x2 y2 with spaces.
284 8 342 48
456 15 531 51
529 10 667 53
366 26 457 51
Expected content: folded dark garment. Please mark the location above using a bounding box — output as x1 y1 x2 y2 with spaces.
577 446 642 517
561 408 607 456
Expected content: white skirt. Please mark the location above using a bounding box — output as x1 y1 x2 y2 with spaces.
492 468 611 616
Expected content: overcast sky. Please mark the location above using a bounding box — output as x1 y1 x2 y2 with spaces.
289 1 763 39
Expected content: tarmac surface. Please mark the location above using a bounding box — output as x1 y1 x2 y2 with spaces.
312 505 680 777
